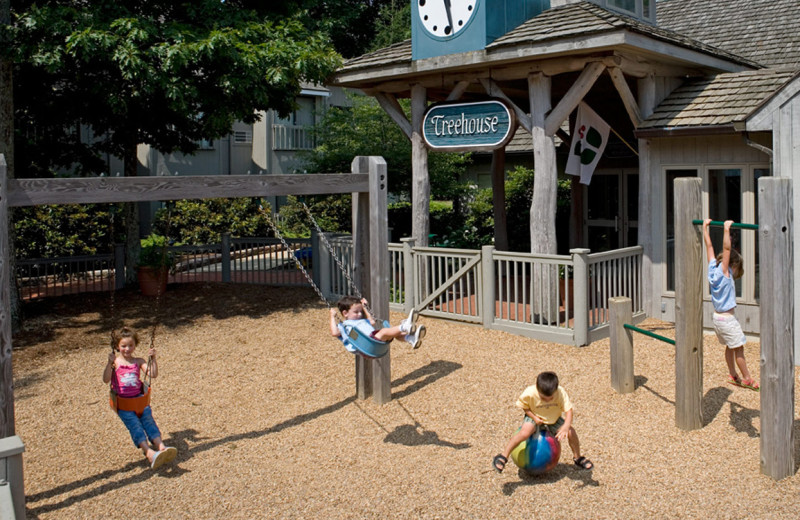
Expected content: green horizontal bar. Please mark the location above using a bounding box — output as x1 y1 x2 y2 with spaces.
691 219 758 230
623 323 676 345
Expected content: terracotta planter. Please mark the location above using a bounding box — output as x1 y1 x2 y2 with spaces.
137 266 168 296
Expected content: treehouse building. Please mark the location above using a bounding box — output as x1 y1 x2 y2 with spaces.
331 0 800 355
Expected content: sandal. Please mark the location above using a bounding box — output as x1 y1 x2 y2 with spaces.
727 375 743 387
492 454 507 473
741 379 760 392
573 456 593 470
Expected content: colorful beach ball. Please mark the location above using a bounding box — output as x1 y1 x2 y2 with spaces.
510 428 561 473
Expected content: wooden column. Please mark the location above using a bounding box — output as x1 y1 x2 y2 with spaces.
491 149 508 251
674 178 703 431
410 84 430 248
637 75 656 317
758 177 794 480
528 73 559 322
0 156 13 436
351 156 373 400
367 156 391 404
609 296 634 394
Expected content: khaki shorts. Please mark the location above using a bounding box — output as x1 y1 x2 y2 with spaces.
523 415 565 435
712 312 746 348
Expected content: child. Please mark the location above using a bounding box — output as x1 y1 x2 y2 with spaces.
703 219 759 390
330 296 426 351
103 327 178 469
493 371 593 472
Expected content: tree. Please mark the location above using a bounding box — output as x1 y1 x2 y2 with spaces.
303 92 471 202
5 0 342 282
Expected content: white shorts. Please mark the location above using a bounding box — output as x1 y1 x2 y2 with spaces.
712 312 746 348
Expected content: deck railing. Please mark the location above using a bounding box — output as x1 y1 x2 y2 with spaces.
15 234 644 346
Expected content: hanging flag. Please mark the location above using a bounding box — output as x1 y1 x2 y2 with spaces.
565 102 611 185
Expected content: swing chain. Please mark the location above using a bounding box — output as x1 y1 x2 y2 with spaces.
301 202 374 318
259 205 334 315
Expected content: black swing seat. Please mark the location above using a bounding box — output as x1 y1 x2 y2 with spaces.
346 320 391 358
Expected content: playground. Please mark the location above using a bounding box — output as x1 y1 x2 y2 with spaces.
13 283 800 519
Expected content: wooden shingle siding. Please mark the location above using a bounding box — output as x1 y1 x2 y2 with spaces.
658 0 800 68
640 69 799 129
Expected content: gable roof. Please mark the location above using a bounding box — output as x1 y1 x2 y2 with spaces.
657 0 800 68
637 68 800 135
335 1 757 81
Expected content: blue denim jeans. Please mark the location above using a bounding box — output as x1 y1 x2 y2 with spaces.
118 406 162 447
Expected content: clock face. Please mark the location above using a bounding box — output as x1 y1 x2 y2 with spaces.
417 0 478 39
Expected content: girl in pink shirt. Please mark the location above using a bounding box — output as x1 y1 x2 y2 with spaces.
102 327 177 469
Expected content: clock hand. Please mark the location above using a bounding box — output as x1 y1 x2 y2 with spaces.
443 0 454 35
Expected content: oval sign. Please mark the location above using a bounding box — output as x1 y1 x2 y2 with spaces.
422 99 517 152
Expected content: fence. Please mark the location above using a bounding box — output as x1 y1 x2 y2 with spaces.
16 234 644 346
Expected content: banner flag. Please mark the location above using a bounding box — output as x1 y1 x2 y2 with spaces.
565 102 611 185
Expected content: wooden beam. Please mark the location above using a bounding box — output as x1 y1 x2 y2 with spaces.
410 84 430 248
0 157 14 437
545 61 605 136
479 78 532 133
446 81 471 101
607 67 643 128
374 92 412 139
7 174 370 207
758 177 795 480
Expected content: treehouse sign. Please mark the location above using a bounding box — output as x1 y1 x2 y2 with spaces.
421 99 516 152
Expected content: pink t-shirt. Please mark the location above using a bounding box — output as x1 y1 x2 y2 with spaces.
113 363 143 398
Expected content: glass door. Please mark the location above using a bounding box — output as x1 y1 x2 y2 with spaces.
585 169 638 252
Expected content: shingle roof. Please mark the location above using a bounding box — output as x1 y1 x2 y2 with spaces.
639 68 800 130
657 0 800 68
337 1 758 76
487 1 755 68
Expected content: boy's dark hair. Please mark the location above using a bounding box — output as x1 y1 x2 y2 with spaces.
336 296 362 314
536 371 559 397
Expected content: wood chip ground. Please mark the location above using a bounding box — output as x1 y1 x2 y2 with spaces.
13 283 800 519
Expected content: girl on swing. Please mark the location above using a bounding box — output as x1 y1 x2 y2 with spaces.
103 327 177 469
330 296 426 352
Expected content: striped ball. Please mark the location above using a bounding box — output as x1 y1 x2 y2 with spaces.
510 428 561 473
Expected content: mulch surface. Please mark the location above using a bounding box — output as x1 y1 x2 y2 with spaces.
12 283 800 519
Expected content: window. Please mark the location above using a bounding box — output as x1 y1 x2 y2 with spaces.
595 0 655 23
665 169 697 292
233 131 252 144
196 139 214 150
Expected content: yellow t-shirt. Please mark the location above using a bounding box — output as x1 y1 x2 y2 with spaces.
515 384 573 425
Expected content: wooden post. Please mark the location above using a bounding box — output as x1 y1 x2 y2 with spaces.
367 157 391 404
0 156 13 437
401 237 415 313
410 84 430 248
481 245 495 328
758 176 794 480
609 296 634 393
571 248 590 346
674 178 703 431
351 156 372 400
221 233 231 283
491 149 508 251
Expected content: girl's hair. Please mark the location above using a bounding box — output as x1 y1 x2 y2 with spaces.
716 249 744 279
536 371 559 397
336 296 362 314
113 327 139 350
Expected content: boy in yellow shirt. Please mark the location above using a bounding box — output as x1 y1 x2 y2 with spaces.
493 371 593 472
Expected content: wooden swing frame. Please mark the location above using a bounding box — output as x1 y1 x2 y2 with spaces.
0 155 392 444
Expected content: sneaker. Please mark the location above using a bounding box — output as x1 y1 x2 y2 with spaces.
150 446 178 469
400 308 419 333
405 324 426 349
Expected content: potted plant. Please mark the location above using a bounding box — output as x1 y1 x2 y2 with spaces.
137 233 174 296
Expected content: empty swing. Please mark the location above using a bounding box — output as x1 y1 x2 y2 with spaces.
261 203 391 358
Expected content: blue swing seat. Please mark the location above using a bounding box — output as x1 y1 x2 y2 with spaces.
346 320 391 358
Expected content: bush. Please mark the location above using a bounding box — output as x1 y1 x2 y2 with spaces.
152 198 274 245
